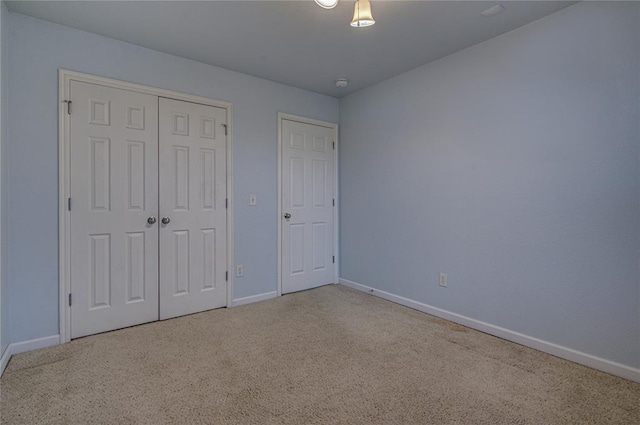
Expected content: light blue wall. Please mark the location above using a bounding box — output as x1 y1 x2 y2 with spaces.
5 12 339 344
339 2 640 368
0 0 8 356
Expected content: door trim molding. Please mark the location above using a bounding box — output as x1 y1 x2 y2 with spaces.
58 69 234 343
277 113 339 297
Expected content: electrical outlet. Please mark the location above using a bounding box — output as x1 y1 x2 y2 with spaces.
439 273 447 287
249 194 257 206
236 264 244 277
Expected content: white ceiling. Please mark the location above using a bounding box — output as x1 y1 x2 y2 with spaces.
6 1 575 97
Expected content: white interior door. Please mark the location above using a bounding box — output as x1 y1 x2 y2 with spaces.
70 81 159 338
159 97 228 319
282 119 335 294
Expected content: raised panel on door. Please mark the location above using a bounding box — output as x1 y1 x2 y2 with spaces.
127 141 146 211
159 97 227 320
126 232 146 303
69 81 159 339
282 119 335 294
89 234 111 309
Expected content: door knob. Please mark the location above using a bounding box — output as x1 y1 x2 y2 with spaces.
147 216 157 225
161 217 171 224
284 213 291 219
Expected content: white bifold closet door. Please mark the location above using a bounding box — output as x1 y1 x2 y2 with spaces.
70 81 159 338
69 82 227 338
158 97 227 320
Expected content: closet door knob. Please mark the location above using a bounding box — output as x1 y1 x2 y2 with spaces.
284 213 292 219
147 216 157 225
161 217 171 225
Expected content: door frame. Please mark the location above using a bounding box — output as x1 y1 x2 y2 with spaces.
58 69 234 343
277 113 339 297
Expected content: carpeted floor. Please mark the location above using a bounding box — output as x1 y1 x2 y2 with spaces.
0 285 638 424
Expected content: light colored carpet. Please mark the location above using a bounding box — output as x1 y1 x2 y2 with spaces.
1 284 638 424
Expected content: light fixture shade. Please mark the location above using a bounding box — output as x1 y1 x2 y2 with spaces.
350 0 375 27
315 0 338 9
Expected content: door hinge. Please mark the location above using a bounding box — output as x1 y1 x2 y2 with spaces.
225 271 228 281
333 141 335 150
63 100 72 115
225 198 228 209
222 124 228 135
67 198 72 211
332 256 335 264
333 199 335 207
68 293 72 306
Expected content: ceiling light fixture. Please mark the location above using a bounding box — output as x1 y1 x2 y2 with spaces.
314 0 339 10
335 78 348 88
350 0 375 28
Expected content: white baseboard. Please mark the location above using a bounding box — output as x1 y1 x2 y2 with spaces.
0 334 60 377
10 335 60 355
233 291 277 307
339 278 640 383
